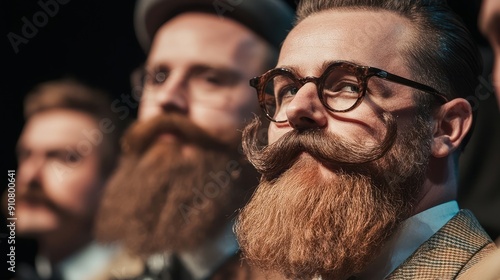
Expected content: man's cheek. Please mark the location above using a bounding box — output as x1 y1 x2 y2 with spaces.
267 125 289 144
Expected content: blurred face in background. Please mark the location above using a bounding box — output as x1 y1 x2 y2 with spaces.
138 12 268 143
95 12 270 255
480 0 500 103
15 110 103 237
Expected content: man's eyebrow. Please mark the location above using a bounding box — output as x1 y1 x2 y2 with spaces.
46 149 72 158
146 63 244 80
142 63 167 75
276 59 368 77
319 59 366 72
275 64 301 75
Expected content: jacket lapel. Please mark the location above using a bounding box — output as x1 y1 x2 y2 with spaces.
386 210 496 279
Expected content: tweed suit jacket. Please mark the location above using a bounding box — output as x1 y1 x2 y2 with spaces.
386 209 497 280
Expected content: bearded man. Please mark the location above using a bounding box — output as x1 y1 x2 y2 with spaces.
94 0 293 279
10 79 125 280
236 0 498 279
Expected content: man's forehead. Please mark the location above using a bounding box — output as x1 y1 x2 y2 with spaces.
20 110 97 149
148 12 268 72
155 12 259 46
278 9 412 74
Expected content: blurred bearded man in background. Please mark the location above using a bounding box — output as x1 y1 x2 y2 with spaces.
10 79 125 280
236 0 497 279
94 0 294 279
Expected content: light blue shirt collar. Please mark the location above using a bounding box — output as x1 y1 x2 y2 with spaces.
178 222 239 279
36 241 119 280
145 222 239 280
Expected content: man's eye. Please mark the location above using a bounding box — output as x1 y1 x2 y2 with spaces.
276 84 298 105
278 84 298 97
204 74 225 85
325 81 361 95
195 69 240 87
155 72 167 83
144 70 168 86
66 153 82 164
198 72 235 87
46 150 82 164
338 84 360 93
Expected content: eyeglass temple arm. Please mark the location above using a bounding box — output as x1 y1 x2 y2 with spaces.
375 70 449 104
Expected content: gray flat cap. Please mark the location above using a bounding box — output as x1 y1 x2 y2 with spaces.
134 0 295 51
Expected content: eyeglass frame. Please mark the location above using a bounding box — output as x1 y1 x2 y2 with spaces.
249 60 449 123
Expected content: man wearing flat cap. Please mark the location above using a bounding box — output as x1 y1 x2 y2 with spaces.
94 0 293 279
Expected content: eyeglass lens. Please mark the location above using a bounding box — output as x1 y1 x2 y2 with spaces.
262 66 363 122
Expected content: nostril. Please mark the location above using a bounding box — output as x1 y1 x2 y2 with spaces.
161 103 188 115
290 117 317 130
290 121 300 130
300 117 317 124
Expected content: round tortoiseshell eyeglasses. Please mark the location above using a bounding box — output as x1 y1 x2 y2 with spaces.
250 60 448 123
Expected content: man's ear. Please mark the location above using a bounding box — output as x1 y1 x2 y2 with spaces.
431 98 473 158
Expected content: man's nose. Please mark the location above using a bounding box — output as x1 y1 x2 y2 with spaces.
153 73 189 115
19 157 44 194
285 83 328 130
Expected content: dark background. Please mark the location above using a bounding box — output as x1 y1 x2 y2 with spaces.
3 1 145 278
1 0 494 279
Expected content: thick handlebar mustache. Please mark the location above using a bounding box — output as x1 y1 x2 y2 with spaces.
242 112 397 180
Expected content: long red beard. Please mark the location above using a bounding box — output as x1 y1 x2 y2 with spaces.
236 114 432 279
95 114 258 256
